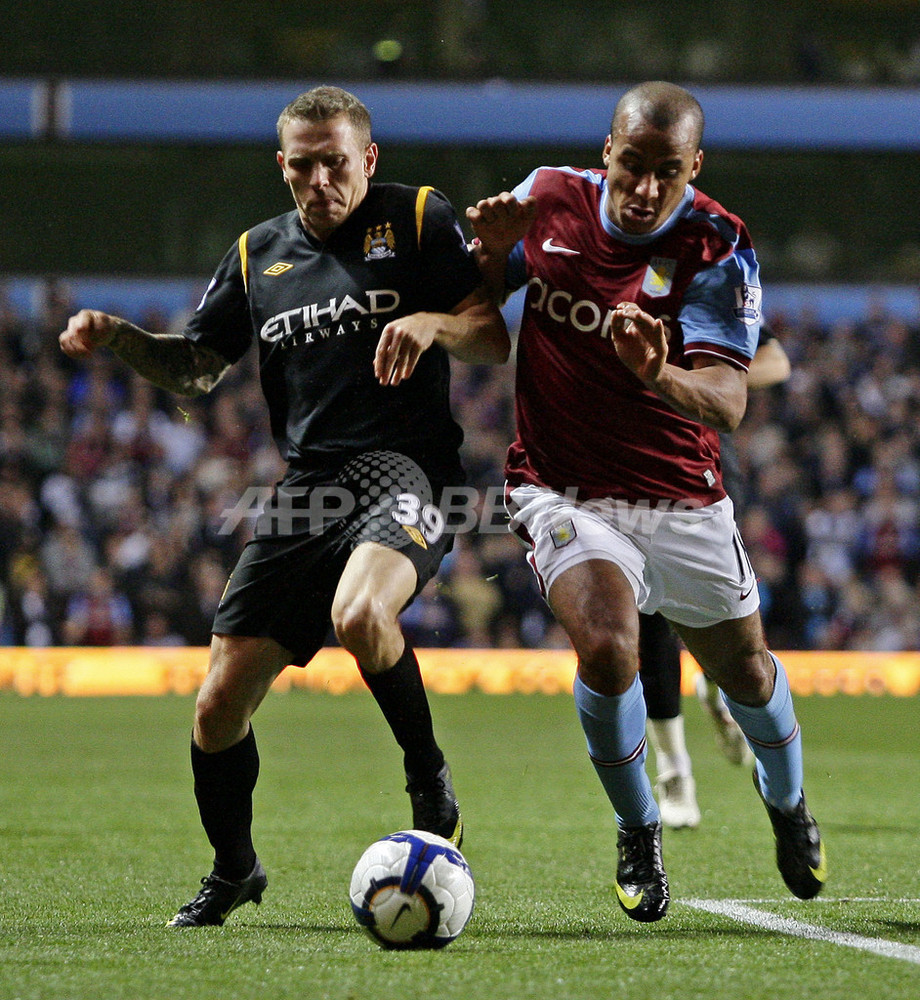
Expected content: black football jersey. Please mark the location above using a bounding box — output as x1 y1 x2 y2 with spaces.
184 182 483 483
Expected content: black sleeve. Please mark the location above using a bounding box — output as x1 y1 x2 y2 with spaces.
417 188 484 313
756 323 775 350
182 238 253 364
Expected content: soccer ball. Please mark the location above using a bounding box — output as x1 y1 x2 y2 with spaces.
349 830 475 949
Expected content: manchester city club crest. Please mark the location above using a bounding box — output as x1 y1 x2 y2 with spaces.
364 222 396 260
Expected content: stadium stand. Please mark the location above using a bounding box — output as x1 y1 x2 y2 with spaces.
1 278 919 656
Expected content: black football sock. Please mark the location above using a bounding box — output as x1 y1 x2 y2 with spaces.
190 725 260 881
359 644 445 780
638 611 683 720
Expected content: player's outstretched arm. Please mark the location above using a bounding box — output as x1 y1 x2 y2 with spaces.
373 287 509 386
610 301 748 432
465 193 537 303
59 309 231 396
746 336 790 390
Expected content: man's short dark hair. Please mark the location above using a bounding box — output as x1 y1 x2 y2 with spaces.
611 81 705 150
277 86 372 148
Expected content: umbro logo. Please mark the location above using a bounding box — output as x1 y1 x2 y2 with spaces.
542 238 580 255
263 261 294 276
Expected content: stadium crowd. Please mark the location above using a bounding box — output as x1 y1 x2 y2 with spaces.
1 281 919 654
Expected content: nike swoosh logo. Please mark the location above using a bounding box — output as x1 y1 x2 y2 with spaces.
542 238 580 255
220 890 249 921
811 842 828 883
615 883 644 910
740 582 757 601
391 902 414 926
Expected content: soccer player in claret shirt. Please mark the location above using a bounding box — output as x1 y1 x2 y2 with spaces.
59 86 509 927
639 329 790 831
468 80 825 922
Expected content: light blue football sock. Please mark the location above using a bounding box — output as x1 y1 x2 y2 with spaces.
721 652 804 811
573 673 659 828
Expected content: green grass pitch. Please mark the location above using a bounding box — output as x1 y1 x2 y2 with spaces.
1 687 918 999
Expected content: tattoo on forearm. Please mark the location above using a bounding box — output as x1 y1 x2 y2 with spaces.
109 323 229 396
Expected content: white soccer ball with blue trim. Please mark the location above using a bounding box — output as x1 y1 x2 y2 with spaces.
349 830 475 949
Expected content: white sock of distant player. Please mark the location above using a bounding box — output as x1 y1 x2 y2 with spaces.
699 674 730 715
648 716 693 780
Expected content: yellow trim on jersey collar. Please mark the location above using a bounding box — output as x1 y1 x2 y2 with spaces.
238 231 249 293
415 186 433 249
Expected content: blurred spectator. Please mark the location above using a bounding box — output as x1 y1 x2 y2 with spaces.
0 467 43 576
443 540 503 647
154 405 208 476
111 376 168 467
25 397 70 480
400 577 462 648
184 551 232 646
62 567 134 646
804 488 861 585
41 522 98 598
6 558 60 646
140 610 186 647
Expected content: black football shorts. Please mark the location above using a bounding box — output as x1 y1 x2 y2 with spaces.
211 451 456 664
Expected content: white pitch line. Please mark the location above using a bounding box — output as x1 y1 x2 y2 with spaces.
710 897 920 905
682 899 920 966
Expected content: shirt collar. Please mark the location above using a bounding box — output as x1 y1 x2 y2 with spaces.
599 183 695 245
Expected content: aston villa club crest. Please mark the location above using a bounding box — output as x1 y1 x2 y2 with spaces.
364 222 396 260
550 518 578 549
641 257 677 297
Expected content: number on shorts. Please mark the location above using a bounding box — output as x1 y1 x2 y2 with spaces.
392 492 444 544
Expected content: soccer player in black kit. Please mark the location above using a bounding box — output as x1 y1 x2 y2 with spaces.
59 86 509 927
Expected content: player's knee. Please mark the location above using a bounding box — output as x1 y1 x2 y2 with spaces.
574 627 637 692
718 647 774 707
333 594 394 664
578 627 636 671
194 682 249 752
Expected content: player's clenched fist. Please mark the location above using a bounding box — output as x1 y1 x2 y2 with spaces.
59 309 119 359
465 193 537 253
